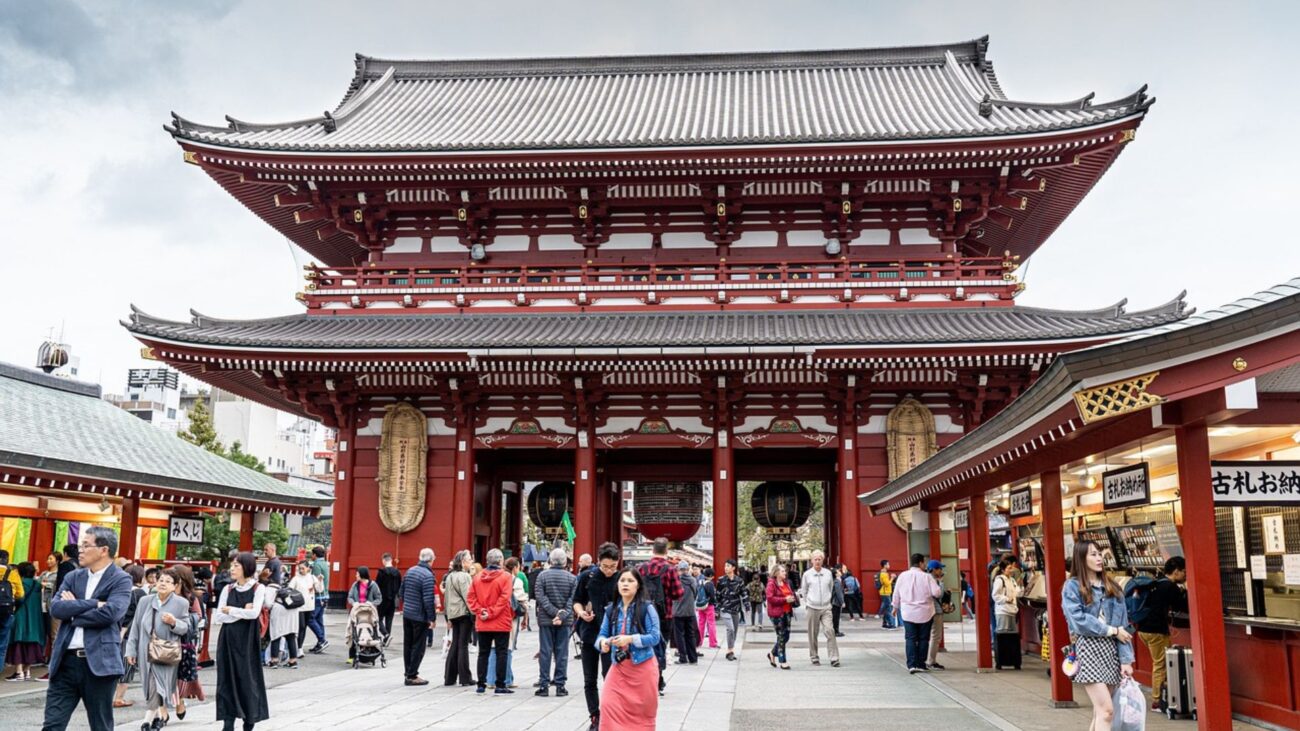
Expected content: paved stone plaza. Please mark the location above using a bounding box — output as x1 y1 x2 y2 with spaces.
0 610 1271 730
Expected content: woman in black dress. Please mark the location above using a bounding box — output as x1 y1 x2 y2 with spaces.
213 552 269 731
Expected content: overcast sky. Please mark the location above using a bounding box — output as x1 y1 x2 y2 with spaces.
1 0 1297 391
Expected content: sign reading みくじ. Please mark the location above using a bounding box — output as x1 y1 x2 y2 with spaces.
168 515 205 545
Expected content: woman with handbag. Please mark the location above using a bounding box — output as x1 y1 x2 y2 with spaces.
213 552 270 731
991 559 1023 670
288 562 318 654
113 565 148 708
765 565 797 670
264 574 301 670
124 568 192 730
1062 540 1135 731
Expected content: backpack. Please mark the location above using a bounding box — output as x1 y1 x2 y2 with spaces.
642 565 668 621
1124 574 1161 627
694 581 712 608
874 572 883 591
276 586 306 610
844 575 859 594
0 567 13 621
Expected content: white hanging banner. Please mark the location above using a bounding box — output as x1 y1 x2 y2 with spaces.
1102 463 1151 510
1009 488 1033 518
1211 461 1300 505
954 507 969 530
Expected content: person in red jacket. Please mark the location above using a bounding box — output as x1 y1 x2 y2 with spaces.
467 548 515 694
765 565 797 670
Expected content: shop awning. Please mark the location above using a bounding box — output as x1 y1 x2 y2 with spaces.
862 277 1300 514
0 363 331 514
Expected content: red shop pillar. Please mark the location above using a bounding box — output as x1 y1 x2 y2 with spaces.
119 495 140 561
1040 468 1076 706
574 429 597 561
1176 422 1231 731
238 510 254 552
837 389 861 576
31 515 54 566
968 495 993 671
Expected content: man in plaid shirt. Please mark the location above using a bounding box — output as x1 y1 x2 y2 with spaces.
637 537 683 696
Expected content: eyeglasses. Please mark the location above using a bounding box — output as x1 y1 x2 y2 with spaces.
77 542 102 552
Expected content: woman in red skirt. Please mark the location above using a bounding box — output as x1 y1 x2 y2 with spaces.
598 568 663 731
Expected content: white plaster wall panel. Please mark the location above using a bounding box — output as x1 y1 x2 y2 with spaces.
387 236 424 254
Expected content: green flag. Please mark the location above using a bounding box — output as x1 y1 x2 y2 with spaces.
562 511 576 545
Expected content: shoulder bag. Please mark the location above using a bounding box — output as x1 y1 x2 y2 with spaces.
146 603 182 666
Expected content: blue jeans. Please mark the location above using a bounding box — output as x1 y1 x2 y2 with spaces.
879 595 895 628
0 614 12 672
903 619 933 669
537 624 570 688
307 600 326 645
486 646 514 686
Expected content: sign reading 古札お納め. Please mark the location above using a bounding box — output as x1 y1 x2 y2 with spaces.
1211 461 1300 505
1102 463 1151 510
1009 488 1033 518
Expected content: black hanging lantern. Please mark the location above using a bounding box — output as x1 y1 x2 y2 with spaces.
751 481 812 536
527 481 573 537
36 340 69 374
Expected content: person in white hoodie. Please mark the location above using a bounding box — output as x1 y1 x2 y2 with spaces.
798 551 840 667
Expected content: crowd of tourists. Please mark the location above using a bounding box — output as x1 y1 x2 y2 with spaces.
1 531 1192 731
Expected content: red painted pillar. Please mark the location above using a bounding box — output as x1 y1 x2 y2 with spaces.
838 394 861 575
119 496 140 561
1176 422 1231 731
968 495 993 670
331 421 356 595
1039 468 1075 706
31 516 54 566
487 478 503 552
574 429 597 561
451 408 476 555
238 510 254 552
712 427 736 578
505 485 523 560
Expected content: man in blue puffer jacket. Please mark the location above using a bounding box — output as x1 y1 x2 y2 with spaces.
400 548 438 686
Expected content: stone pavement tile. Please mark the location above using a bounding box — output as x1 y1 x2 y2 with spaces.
731 708 998 730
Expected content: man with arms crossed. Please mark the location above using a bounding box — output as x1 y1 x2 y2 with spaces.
42 526 133 731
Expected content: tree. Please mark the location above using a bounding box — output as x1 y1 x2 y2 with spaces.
301 518 331 549
736 480 825 569
173 395 280 561
179 395 220 452
226 441 265 472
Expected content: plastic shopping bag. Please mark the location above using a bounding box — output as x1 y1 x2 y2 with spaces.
1111 678 1147 731
441 632 452 655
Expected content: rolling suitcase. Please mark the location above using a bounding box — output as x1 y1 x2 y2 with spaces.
1163 645 1197 720
994 631 1022 670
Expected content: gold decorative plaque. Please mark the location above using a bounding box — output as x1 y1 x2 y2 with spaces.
1072 371 1162 425
378 401 427 533
886 396 938 531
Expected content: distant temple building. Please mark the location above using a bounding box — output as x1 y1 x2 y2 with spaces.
126 37 1177 589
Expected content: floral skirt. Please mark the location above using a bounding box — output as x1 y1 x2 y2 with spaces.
177 642 206 700
1072 635 1122 685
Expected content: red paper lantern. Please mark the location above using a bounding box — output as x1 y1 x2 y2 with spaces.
634 482 704 542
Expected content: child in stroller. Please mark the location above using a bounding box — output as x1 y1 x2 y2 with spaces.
346 602 387 668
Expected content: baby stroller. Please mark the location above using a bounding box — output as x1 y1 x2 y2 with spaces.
346 602 387 669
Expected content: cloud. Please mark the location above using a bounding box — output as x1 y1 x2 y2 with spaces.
0 0 1297 391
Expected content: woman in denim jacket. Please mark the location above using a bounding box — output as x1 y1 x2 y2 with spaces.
598 568 662 731
1062 540 1135 731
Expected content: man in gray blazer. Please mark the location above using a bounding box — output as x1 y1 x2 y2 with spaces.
42 525 133 731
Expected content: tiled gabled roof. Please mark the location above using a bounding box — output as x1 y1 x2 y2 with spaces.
124 296 1190 352
167 37 1152 153
0 363 330 509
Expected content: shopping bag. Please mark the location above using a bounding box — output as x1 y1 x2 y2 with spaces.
441 632 452 655
1111 678 1147 731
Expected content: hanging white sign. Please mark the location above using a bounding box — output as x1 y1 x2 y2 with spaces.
954 508 969 530
1009 488 1033 518
167 515 205 545
1211 461 1300 505
1102 463 1151 510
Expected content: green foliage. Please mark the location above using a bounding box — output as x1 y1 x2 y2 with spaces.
179 395 220 452
226 441 266 472
173 395 279 561
302 518 331 548
736 480 825 568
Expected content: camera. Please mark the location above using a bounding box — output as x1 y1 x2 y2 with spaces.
613 648 630 663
